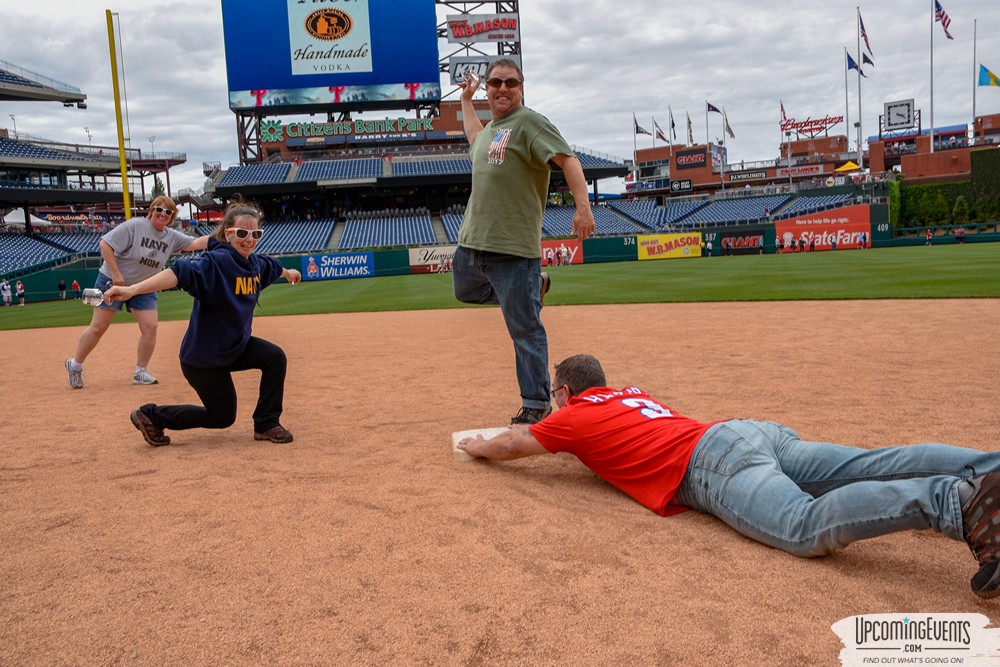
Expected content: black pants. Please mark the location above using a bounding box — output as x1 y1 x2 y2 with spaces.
147 337 287 433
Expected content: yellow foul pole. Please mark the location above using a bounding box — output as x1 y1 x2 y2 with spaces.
106 10 132 220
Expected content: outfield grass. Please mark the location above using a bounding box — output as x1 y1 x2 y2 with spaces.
1 243 997 331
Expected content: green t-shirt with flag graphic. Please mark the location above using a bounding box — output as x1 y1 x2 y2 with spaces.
458 106 574 259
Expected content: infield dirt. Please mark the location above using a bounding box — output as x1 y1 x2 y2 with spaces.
1 299 998 664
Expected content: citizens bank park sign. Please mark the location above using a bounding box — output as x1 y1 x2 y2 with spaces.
780 114 844 138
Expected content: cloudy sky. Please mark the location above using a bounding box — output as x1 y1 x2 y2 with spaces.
2 0 998 196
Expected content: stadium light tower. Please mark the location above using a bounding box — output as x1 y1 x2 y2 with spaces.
9 114 16 138
148 135 155 156
84 127 92 146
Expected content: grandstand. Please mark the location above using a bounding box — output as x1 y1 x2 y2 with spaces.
0 232 67 273
256 218 338 254
339 214 437 250
542 205 645 237
675 195 792 227
35 231 102 254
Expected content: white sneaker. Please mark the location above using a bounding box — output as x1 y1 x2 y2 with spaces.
133 368 159 385
65 359 84 389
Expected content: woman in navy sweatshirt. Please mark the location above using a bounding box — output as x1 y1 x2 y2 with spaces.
104 198 302 446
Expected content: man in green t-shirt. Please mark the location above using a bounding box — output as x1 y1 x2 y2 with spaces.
453 58 595 425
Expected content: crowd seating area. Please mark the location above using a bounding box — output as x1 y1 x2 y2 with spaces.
216 163 291 187
607 200 662 229
0 232 67 273
392 159 471 177
0 68 44 88
542 205 643 237
339 214 436 250
296 159 381 182
441 214 462 243
257 218 337 254
574 152 622 169
35 231 102 254
0 137 88 162
662 201 710 227
773 193 853 219
676 195 791 227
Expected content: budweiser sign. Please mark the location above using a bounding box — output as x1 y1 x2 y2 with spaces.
780 114 844 138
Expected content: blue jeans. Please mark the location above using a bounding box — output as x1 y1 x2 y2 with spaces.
95 272 158 312
673 420 1000 557
452 246 549 408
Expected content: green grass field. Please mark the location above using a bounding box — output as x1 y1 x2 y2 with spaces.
1 243 997 332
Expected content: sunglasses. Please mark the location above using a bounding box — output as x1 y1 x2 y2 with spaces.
486 77 522 89
152 206 174 216
227 227 264 240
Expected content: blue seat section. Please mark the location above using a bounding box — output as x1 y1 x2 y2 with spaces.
0 232 67 272
295 159 381 181
441 214 462 243
662 201 710 227
338 214 436 249
608 200 662 229
541 205 643 237
574 152 622 168
393 159 472 177
216 163 291 187
773 193 853 219
0 136 88 161
0 68 44 88
675 195 791 227
256 218 338 254
35 231 103 254
196 223 215 236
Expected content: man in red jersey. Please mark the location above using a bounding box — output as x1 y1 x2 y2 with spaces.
457 354 1000 599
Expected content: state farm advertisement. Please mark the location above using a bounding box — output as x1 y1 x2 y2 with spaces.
636 233 701 260
774 204 871 251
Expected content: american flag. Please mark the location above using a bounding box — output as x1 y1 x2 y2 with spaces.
858 13 873 55
780 99 787 122
935 0 954 40
489 129 512 161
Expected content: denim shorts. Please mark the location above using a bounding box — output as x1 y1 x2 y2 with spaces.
95 273 158 312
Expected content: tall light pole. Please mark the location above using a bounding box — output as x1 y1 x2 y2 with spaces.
8 114 16 137
785 131 793 190
84 127 92 146
148 135 155 156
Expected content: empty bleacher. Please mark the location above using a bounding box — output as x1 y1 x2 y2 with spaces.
0 232 68 273
35 231 103 254
216 163 291 187
0 68 44 88
542 205 644 237
392 158 472 177
675 195 791 227
296 159 381 182
773 193 853 219
256 218 337 254
339 214 436 250
441 213 462 243
0 136 89 162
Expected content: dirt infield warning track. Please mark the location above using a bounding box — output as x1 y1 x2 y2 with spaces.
1 300 999 664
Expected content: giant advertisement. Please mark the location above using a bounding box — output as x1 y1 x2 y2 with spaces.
222 0 441 112
636 233 702 260
774 204 871 251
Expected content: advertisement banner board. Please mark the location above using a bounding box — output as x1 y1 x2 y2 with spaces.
774 205 871 251
636 233 702 260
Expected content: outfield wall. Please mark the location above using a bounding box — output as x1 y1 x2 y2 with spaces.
10 205 1000 301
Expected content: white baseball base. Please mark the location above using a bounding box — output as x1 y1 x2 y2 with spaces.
451 427 509 461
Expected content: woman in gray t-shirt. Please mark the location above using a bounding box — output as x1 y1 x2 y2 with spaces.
64 196 209 389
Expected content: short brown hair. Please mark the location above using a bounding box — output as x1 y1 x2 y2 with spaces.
554 355 607 395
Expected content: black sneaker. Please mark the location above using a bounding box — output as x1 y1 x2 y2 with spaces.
511 405 552 425
961 472 1000 598
540 272 551 306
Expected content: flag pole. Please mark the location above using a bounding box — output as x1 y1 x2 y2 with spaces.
651 116 656 148
856 7 864 169
972 18 977 129
705 104 709 146
632 112 637 168
844 48 850 158
930 0 935 153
